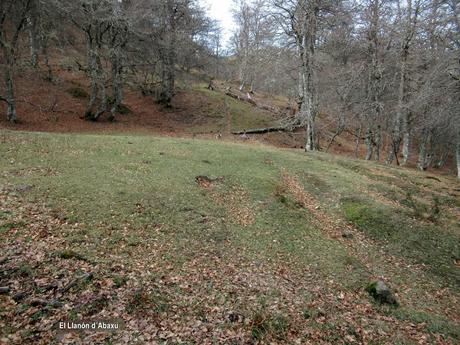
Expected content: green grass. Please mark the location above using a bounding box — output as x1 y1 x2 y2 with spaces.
186 86 277 133
342 197 460 287
0 130 459 343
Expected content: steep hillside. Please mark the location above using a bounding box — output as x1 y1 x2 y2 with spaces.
1 131 459 344
0 71 279 138
1 68 457 176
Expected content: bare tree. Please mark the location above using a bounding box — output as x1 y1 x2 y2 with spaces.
273 0 322 151
386 0 421 165
0 0 33 122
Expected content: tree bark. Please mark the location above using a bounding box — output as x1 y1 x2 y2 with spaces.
4 62 18 123
457 133 460 178
375 125 381 161
28 0 40 68
417 128 431 171
159 45 175 106
354 126 361 158
109 51 123 121
365 127 373 160
85 44 99 119
365 0 382 161
402 112 411 164
297 1 318 152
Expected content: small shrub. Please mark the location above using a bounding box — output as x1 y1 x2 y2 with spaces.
67 86 89 99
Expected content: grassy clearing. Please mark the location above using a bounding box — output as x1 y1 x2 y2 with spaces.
0 130 459 344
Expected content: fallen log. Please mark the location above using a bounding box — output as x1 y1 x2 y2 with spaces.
232 126 289 135
232 123 303 135
225 91 257 106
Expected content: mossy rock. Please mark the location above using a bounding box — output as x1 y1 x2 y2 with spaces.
366 280 398 306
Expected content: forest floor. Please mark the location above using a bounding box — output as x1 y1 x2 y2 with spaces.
0 131 459 344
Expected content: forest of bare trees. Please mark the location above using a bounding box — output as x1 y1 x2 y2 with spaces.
231 0 459 176
0 0 459 176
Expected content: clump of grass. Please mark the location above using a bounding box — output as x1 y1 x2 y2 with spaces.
427 196 441 222
67 86 89 99
53 249 86 261
113 275 128 288
125 289 169 314
400 190 428 219
17 264 34 277
250 309 290 341
274 184 288 204
126 235 142 247
82 296 109 316
302 308 311 319
0 221 26 234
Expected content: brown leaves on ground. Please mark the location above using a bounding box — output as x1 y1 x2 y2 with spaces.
211 185 255 227
0 184 458 344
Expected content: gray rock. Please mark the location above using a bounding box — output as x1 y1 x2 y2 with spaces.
366 280 398 306
13 291 28 302
341 231 354 239
14 184 34 192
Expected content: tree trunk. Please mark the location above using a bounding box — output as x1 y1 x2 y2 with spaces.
386 55 406 165
365 0 382 162
402 112 411 164
417 128 431 171
42 35 52 82
28 0 40 68
374 126 381 161
85 45 99 119
354 126 361 158
109 49 123 121
365 127 373 160
4 63 18 123
159 31 175 107
160 57 175 107
297 6 318 152
457 133 460 178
